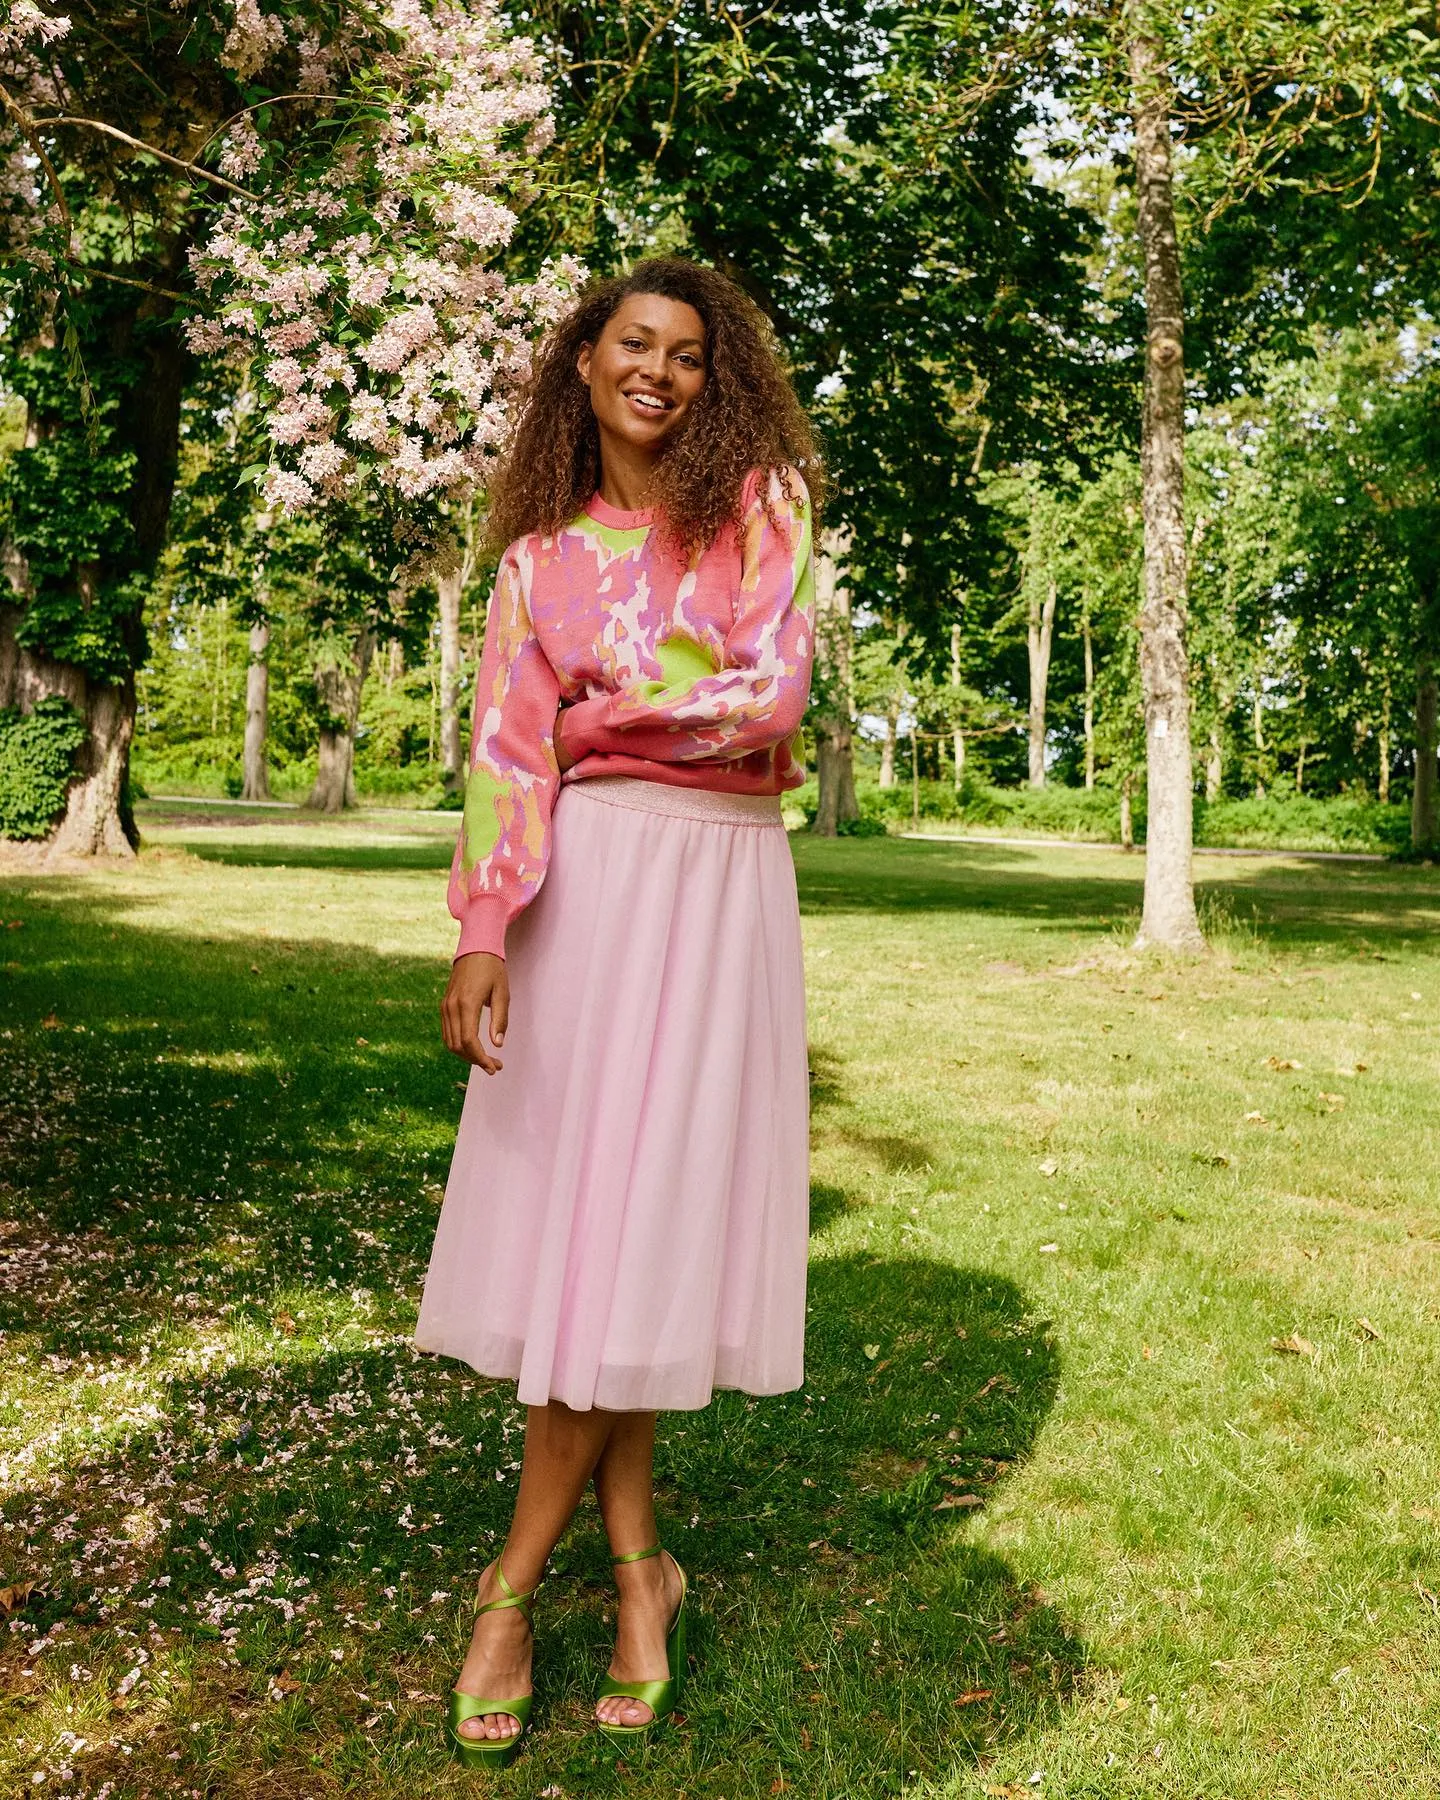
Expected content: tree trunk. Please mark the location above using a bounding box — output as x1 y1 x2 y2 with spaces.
1205 724 1222 802
1414 646 1438 851
1027 573 1057 789
880 704 898 788
811 529 858 836
1083 611 1096 790
1378 677 1391 804
0 597 137 855
910 726 920 831
242 621 271 802
1120 768 1135 850
1252 694 1266 798
2 283 190 854
1129 15 1204 951
951 621 966 789
307 630 374 813
437 561 465 792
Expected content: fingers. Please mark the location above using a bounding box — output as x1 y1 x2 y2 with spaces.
441 953 507 1074
490 966 509 1048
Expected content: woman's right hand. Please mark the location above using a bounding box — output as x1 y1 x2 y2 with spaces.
441 952 510 1075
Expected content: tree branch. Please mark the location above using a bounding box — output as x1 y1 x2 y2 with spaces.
37 115 258 200
0 80 73 236
68 262 188 304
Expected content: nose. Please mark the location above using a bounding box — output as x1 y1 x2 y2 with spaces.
639 349 671 387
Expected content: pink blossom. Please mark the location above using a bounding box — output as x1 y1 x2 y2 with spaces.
264 356 306 395
263 470 316 513
263 318 319 353
299 442 350 480
221 0 287 81
347 268 391 309
360 303 440 374
180 0 582 547
218 115 264 182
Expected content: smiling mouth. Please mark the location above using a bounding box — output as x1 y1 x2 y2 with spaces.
624 390 673 415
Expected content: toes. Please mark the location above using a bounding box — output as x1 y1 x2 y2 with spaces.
460 1712 519 1741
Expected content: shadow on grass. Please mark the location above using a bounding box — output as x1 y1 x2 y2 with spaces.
3 1254 1074 1800
1 881 1078 1798
171 838 456 874
791 834 1440 953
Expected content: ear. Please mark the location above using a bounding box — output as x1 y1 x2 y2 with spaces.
577 342 593 388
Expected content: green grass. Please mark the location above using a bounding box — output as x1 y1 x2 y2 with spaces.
2 802 1439 1799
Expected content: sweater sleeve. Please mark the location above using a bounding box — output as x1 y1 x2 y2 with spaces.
556 468 814 767
447 545 561 961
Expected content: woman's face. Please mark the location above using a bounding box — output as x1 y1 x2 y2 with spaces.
577 293 707 458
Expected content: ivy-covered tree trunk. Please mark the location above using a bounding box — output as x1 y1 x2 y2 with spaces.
308 631 374 813
0 278 190 854
811 531 859 837
1128 12 1205 951
242 622 271 803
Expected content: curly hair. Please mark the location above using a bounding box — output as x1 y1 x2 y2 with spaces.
484 257 825 558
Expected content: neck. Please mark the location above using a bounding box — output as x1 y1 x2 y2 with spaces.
596 428 660 512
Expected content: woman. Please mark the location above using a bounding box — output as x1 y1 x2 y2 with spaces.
416 256 819 1768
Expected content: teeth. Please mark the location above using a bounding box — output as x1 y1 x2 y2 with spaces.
630 393 665 410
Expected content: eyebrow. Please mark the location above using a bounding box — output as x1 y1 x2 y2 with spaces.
616 323 705 350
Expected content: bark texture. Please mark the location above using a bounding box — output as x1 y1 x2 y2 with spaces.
307 631 374 813
811 531 858 836
951 621 966 788
1027 575 1057 789
242 621 271 802
1082 613 1096 790
1129 15 1205 950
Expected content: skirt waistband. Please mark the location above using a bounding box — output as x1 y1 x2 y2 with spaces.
563 775 785 827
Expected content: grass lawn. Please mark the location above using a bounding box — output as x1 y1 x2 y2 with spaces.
2 800 1439 1800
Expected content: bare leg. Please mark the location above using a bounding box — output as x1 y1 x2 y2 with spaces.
454 1400 615 1743
592 1412 686 1728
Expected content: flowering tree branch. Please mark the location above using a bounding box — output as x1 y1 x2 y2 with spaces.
0 77 72 234
38 114 259 199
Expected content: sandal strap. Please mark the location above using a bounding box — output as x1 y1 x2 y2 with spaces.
475 1555 539 1626
612 1543 663 1566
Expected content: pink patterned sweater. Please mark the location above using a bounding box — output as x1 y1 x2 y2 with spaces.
449 467 815 960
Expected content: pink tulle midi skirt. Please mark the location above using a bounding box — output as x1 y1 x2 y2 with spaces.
415 775 810 1412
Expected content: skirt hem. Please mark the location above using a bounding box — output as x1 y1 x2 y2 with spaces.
414 1339 804 1413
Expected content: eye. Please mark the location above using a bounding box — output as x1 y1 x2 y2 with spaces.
621 337 646 351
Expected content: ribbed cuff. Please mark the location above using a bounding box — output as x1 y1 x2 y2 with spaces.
453 894 509 962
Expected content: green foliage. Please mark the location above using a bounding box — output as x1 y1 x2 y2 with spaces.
1196 792 1413 855
0 313 166 683
0 697 86 840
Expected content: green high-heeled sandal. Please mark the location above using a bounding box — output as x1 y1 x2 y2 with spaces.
596 1543 689 1743
446 1557 539 1770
